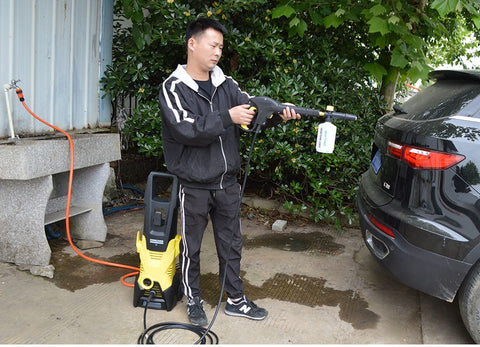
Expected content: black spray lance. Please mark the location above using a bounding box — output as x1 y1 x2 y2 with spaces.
240 96 357 153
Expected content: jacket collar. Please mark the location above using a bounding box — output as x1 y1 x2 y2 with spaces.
172 64 226 91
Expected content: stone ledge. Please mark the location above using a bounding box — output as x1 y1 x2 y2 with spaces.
242 195 281 210
0 133 120 180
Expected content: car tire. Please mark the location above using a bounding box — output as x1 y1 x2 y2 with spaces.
459 261 480 343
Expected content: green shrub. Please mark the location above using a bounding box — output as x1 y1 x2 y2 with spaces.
102 0 383 229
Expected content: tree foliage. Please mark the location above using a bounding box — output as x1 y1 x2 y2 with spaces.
271 0 480 109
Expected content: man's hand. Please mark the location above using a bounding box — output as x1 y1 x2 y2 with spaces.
229 104 255 125
279 103 301 121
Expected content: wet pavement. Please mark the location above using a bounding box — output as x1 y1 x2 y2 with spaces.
0 202 474 344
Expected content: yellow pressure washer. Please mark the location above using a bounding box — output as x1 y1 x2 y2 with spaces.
133 172 182 311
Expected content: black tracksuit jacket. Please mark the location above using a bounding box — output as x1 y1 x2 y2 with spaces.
158 64 251 190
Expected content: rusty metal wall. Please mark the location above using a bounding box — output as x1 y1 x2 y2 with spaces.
0 0 113 137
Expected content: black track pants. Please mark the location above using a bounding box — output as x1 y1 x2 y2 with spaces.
179 184 244 300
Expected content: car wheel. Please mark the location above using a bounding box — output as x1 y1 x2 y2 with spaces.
459 261 480 343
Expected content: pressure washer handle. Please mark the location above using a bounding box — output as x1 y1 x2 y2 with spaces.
321 111 357 121
288 105 321 118
280 106 358 121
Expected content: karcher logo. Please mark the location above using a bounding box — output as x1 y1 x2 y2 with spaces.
239 304 251 314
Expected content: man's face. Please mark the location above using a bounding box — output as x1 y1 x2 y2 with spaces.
190 28 224 72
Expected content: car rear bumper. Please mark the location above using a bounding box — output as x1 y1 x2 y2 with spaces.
357 192 471 302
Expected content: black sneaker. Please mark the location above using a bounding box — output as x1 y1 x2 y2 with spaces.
225 295 268 320
187 297 208 326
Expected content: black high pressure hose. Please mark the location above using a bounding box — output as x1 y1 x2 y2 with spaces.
137 292 219 344
137 126 262 344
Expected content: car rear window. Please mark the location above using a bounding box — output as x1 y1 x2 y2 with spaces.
400 79 480 120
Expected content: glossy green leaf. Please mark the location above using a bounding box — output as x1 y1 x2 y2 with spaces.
272 4 296 19
431 0 458 17
367 16 390 35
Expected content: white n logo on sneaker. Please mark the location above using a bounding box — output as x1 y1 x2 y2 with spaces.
239 304 251 314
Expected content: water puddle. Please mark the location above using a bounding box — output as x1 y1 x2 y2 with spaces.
47 239 139 291
200 271 378 330
244 231 345 255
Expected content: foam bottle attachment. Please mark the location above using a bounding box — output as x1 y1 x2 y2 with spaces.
316 106 337 153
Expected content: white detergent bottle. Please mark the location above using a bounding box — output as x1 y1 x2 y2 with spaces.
316 119 337 153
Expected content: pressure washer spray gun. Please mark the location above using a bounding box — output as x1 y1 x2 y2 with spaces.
241 96 357 153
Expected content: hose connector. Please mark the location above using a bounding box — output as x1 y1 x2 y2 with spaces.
16 88 24 102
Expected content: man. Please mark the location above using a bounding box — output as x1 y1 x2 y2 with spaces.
158 18 300 326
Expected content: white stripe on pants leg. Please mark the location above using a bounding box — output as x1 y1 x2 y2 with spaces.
179 185 192 299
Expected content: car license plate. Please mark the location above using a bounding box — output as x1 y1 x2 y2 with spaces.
371 149 381 174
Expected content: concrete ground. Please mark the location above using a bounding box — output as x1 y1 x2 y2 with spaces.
0 200 474 344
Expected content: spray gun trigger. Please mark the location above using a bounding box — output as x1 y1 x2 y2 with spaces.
241 106 258 130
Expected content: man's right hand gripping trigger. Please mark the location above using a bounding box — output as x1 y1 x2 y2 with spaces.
229 104 255 126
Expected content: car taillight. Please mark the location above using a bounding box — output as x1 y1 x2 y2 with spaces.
387 140 465 170
368 214 395 238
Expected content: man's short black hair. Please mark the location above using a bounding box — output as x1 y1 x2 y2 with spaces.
186 18 228 46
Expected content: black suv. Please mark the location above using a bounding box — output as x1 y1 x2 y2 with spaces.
357 70 480 342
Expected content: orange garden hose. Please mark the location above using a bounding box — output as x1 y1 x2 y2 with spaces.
15 87 139 288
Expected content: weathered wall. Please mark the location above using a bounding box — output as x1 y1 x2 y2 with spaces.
0 0 113 137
